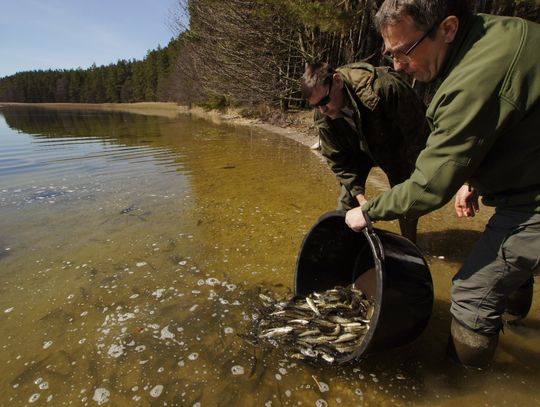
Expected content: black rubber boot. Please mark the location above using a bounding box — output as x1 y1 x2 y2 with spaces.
503 278 534 324
447 318 498 369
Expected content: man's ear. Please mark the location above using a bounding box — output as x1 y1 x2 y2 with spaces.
441 15 459 43
333 72 344 89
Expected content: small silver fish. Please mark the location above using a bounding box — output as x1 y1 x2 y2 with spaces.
305 297 321 315
331 333 358 344
259 326 294 338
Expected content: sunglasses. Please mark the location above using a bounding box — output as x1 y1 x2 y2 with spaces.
310 78 333 108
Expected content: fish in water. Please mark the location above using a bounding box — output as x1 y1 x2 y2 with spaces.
253 285 374 364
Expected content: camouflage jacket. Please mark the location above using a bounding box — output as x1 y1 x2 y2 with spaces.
315 62 429 197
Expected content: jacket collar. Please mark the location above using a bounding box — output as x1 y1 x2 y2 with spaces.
436 13 480 82
337 64 380 112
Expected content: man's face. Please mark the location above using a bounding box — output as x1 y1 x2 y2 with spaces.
307 75 345 119
382 14 454 82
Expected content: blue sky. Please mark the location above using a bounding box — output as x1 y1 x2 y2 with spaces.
0 0 180 78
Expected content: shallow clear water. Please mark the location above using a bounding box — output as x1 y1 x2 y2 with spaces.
0 106 538 406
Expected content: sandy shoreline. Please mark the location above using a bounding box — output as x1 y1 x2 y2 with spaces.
0 102 320 149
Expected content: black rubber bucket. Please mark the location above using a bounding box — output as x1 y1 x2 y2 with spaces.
294 211 433 359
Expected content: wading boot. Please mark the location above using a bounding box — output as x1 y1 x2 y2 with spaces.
503 278 534 325
447 318 498 369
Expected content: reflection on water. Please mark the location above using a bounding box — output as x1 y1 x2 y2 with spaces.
0 105 538 406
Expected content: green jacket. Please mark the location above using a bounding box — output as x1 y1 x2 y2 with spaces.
364 14 540 220
316 62 429 197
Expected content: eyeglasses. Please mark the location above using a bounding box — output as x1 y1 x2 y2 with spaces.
309 78 333 108
383 21 439 64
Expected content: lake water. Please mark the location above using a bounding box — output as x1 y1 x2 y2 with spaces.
0 105 539 406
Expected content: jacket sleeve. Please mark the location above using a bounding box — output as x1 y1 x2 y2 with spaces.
363 74 506 221
316 112 374 197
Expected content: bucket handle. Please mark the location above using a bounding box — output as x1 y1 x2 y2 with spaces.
362 211 385 266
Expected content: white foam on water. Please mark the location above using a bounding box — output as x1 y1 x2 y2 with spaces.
206 278 220 286
160 326 175 340
28 393 40 403
150 385 163 398
136 262 147 267
188 352 199 361
93 388 110 405
135 345 146 353
231 365 244 375
39 381 49 390
317 382 329 393
42 341 53 349
152 289 166 299
224 327 234 334
117 313 135 322
315 400 328 407
107 343 124 358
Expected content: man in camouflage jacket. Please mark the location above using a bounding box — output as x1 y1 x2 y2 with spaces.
302 62 429 242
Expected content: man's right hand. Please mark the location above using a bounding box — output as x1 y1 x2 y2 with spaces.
454 184 479 218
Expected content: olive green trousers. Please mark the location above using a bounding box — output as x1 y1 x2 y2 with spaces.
451 209 540 335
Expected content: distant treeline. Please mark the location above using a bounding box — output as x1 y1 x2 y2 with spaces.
1 0 539 109
0 38 181 104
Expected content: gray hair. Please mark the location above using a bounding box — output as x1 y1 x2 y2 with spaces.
301 62 336 99
374 0 471 33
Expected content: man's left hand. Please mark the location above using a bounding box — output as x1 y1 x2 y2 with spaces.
345 207 367 232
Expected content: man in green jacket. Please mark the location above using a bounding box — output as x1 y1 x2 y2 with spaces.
301 62 429 242
346 0 540 367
